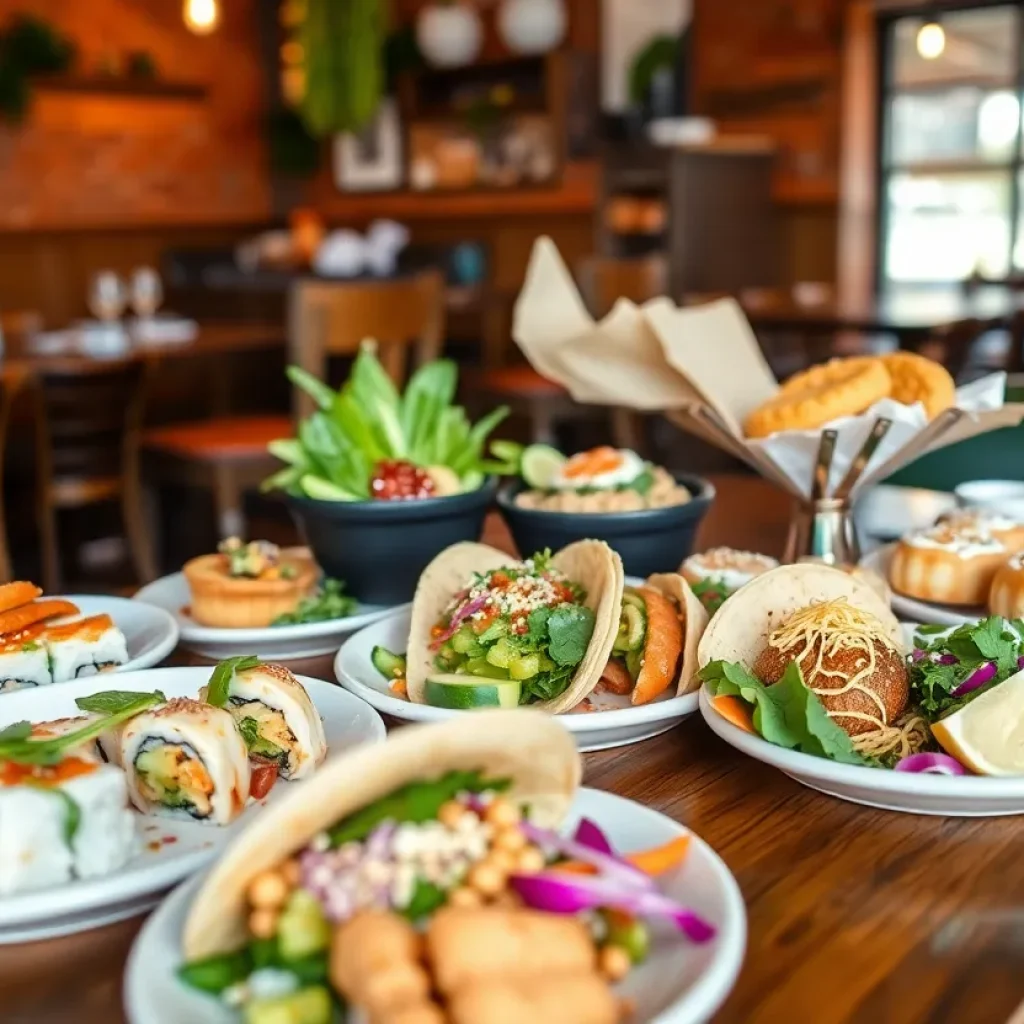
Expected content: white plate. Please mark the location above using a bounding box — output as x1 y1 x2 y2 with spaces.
699 686 1024 817
0 666 385 942
55 595 179 674
125 786 746 1024
335 608 699 752
134 573 403 660
860 544 981 627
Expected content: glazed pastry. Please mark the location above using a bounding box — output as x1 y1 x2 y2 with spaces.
938 508 1024 552
889 525 1007 606
878 352 955 420
989 553 1024 619
183 538 318 628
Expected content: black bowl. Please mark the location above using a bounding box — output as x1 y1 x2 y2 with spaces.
496 473 715 578
287 478 498 606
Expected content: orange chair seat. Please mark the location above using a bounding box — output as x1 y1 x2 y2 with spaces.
473 365 568 398
143 415 291 461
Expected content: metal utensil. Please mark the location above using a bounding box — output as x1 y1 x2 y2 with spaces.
835 417 892 501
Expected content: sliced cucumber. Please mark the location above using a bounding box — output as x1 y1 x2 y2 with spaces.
450 625 484 657
277 890 331 961
625 648 644 682
244 986 332 1024
520 444 566 490
371 646 406 680
614 601 647 654
459 469 485 493
425 674 522 709
508 652 541 680
464 657 509 680
485 637 517 669
299 476 359 502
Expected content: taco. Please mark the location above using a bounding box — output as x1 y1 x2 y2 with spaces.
599 573 709 704
177 711 713 1024
405 540 623 714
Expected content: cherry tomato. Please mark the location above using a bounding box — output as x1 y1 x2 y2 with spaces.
250 762 278 800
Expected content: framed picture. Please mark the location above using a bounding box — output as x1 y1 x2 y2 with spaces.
333 98 404 192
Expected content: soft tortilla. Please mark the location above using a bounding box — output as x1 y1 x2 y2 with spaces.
406 540 623 714
696 562 904 672
645 573 710 695
183 710 580 960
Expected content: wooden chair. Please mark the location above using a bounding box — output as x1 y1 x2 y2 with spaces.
0 365 29 582
471 255 667 448
141 271 446 548
0 310 43 337
33 357 155 591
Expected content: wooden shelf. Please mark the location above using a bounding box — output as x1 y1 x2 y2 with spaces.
33 76 207 100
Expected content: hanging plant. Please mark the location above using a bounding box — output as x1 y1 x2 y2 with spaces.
0 13 76 123
299 0 384 137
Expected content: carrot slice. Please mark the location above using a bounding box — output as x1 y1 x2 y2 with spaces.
631 587 684 706
713 694 756 734
599 658 633 695
0 581 42 616
557 835 692 877
0 599 79 636
390 679 409 700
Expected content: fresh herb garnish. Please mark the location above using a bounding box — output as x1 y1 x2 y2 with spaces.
76 690 166 716
0 721 31 743
0 692 165 766
701 659 867 765
273 578 358 626
328 770 510 847
21 641 39 652
689 577 729 614
546 606 596 667
626 468 654 496
237 717 260 749
403 879 447 920
206 656 262 708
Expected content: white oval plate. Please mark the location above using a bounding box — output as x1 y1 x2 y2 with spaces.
134 573 403 660
57 595 179 675
0 667 385 941
698 685 1024 817
334 608 699 753
860 545 982 627
125 786 746 1024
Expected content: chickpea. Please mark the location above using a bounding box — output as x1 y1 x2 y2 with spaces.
484 848 517 875
467 861 506 897
492 826 527 853
249 908 278 939
447 886 482 909
599 944 632 983
437 800 469 830
515 846 546 875
484 798 520 829
248 869 289 910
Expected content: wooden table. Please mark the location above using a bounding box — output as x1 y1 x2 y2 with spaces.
5 475 1023 1024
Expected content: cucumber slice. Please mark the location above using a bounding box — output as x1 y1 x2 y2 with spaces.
277 890 331 961
625 648 644 681
465 657 509 680
244 986 332 1024
614 602 647 654
299 476 360 502
459 469 485 493
485 637 517 669
425 674 522 709
451 625 483 657
371 646 406 680
508 652 541 681
520 444 566 490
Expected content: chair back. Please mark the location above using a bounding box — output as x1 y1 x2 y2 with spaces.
287 271 446 418
34 357 150 507
576 256 667 319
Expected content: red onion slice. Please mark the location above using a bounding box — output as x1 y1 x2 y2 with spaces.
894 752 968 775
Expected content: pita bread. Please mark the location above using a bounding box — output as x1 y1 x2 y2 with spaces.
183 711 580 959
406 540 623 713
644 573 710 695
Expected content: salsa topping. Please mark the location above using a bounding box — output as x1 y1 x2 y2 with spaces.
218 539 295 580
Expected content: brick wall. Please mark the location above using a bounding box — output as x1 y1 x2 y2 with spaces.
0 0 272 229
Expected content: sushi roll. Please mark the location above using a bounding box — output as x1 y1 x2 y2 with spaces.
201 663 327 781
0 757 137 894
0 625 52 693
44 614 128 684
31 715 105 763
120 698 251 824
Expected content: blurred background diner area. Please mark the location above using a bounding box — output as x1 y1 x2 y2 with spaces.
1 0 1023 592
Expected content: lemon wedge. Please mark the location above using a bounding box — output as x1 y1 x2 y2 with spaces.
931 669 1024 775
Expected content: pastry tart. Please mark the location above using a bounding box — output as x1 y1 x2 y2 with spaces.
938 508 1024 552
680 548 778 591
889 525 1008 607
184 539 318 628
989 553 1024 619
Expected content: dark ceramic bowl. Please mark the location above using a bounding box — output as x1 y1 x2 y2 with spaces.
496 473 715 579
287 478 498 606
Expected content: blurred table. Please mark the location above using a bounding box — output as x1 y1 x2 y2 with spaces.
5 476 1024 1024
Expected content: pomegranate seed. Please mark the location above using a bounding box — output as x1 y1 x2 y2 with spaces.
370 460 436 501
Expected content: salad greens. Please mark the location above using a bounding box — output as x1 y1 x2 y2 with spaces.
700 660 867 766
263 347 518 500
911 616 1024 720
688 577 729 615
273 578 358 625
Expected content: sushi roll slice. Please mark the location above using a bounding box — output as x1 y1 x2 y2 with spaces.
31 715 105 763
201 663 327 782
44 614 128 684
0 625 52 693
0 757 136 894
120 698 251 824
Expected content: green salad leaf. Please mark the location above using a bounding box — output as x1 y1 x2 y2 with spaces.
689 577 730 615
273 578 358 625
265 347 516 500
75 690 166 716
546 606 597 667
206 656 262 708
328 770 510 847
701 659 867 766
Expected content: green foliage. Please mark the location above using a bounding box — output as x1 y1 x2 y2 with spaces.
0 14 75 123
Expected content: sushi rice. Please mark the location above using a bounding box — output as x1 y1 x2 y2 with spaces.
44 614 128 683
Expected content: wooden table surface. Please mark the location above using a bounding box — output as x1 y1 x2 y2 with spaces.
4 475 1023 1024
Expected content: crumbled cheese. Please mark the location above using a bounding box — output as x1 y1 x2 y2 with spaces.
248 969 299 1001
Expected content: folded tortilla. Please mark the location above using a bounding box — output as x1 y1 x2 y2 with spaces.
183 710 581 959
696 562 905 671
644 573 710 695
406 540 624 714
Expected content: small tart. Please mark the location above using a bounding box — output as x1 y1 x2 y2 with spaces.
889 524 1007 607
680 548 778 591
878 351 955 420
183 551 318 628
989 552 1024 619
938 508 1024 552
743 357 891 439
